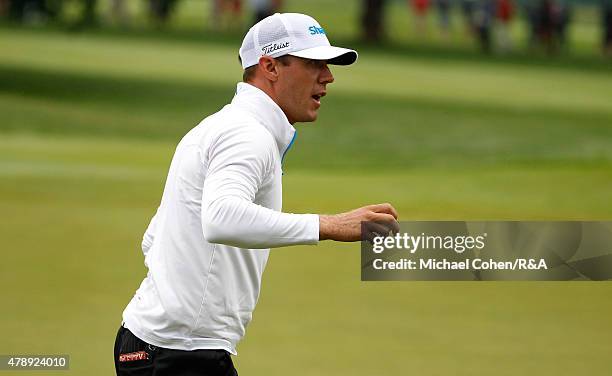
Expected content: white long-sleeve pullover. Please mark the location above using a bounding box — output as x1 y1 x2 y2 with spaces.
122 82 320 355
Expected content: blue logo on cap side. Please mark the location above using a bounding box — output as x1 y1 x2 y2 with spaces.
308 26 325 35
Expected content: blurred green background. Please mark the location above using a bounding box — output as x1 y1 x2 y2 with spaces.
1 0 611 375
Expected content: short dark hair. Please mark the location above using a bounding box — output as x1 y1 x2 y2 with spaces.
242 55 293 82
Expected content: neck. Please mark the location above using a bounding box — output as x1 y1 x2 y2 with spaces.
246 79 295 124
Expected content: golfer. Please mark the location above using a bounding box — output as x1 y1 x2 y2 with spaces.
114 13 399 376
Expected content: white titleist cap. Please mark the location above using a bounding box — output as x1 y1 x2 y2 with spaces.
239 13 358 69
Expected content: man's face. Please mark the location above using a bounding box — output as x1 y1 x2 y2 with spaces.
275 56 335 124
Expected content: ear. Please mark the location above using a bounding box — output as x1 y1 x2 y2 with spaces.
258 56 280 82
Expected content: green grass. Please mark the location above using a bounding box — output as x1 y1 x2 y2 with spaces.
1 17 611 376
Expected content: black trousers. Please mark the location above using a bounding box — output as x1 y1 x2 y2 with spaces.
114 326 238 376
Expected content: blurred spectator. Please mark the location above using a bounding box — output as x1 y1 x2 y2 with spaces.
230 0 243 26
410 0 430 36
495 0 514 52
248 0 279 25
553 0 572 51
149 0 178 25
604 0 612 55
460 0 476 36
272 0 282 14
525 1 539 49
436 0 451 39
474 0 494 53
534 0 554 53
211 0 242 30
530 0 571 54
362 0 386 42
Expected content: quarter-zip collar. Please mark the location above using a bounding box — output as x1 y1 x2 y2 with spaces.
231 82 296 159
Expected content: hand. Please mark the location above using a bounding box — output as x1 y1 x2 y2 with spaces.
319 203 399 242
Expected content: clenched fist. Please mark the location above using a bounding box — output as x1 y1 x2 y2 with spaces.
319 203 400 242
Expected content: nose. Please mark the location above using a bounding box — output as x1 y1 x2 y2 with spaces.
319 64 334 85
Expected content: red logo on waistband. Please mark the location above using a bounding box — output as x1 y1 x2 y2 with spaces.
119 351 149 362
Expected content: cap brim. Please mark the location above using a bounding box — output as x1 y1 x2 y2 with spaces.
288 45 358 65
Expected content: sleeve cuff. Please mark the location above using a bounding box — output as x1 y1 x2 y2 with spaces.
304 213 320 245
